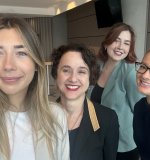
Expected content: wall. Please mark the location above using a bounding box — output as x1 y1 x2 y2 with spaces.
121 0 149 60
67 1 110 54
26 17 53 61
146 0 150 51
25 1 149 96
52 12 68 49
26 14 68 60
67 0 149 60
25 0 149 61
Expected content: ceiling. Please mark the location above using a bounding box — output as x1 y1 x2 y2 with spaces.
0 0 91 17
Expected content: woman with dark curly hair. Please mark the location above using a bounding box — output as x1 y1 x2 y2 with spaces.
51 43 119 160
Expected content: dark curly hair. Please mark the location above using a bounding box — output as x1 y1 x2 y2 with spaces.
51 43 99 85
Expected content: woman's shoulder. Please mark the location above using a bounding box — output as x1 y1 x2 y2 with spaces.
119 60 135 70
135 97 146 105
119 61 136 81
134 97 148 112
120 60 135 71
48 102 68 143
94 102 115 112
49 101 66 116
49 102 67 127
93 102 118 121
92 102 119 131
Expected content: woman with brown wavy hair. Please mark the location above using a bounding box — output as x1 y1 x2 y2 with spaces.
88 23 143 160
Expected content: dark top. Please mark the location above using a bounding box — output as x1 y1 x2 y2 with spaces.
133 97 150 160
70 98 119 160
91 83 104 104
69 128 79 159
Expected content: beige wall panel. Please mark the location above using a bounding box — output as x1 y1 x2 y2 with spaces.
68 15 110 38
67 1 95 21
147 0 150 51
146 33 150 50
148 4 150 33
68 36 106 54
26 17 52 61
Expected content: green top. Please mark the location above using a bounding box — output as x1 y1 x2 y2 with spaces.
87 60 144 152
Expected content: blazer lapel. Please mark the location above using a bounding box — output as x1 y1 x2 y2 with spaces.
102 61 122 101
71 99 93 160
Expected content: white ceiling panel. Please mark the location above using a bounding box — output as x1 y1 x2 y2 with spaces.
0 0 92 17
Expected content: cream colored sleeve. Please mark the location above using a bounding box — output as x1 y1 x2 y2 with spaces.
61 108 70 160
50 102 70 160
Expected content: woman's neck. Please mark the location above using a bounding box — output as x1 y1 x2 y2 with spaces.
60 96 85 130
60 95 85 115
8 94 26 112
103 58 119 71
97 58 120 87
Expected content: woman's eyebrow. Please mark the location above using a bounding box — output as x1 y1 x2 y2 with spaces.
0 45 25 49
79 66 89 71
14 45 24 49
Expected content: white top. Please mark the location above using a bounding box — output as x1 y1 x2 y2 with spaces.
6 111 35 160
2 102 70 160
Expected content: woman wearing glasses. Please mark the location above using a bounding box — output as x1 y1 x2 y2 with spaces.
87 23 144 160
133 51 150 160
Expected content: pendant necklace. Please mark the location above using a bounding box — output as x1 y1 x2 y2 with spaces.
68 110 83 133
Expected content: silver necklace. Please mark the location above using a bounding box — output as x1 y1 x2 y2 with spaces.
68 110 83 132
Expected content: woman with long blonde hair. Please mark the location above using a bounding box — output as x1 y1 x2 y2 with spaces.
0 16 69 160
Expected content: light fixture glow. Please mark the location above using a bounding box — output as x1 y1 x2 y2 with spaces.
67 1 76 10
56 8 61 15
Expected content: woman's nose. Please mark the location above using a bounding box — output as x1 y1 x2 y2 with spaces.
117 42 123 49
69 72 77 82
3 54 16 71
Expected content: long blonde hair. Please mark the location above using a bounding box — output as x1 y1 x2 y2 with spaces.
0 16 60 160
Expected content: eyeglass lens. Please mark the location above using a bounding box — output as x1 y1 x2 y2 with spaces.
136 62 150 74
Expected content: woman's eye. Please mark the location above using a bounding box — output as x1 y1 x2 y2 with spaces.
124 43 130 46
79 70 87 74
17 51 28 56
62 68 70 73
140 65 147 70
79 71 85 74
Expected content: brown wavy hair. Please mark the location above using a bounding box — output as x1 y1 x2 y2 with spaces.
99 22 137 63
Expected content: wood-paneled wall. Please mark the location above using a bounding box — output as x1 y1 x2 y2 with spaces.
67 1 110 54
25 17 52 61
146 1 150 51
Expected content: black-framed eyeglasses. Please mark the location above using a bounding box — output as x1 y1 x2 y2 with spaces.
135 62 150 74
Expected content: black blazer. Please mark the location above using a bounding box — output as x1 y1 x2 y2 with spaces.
133 97 150 160
70 98 119 160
